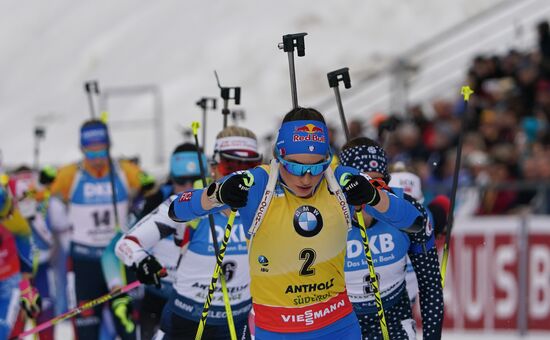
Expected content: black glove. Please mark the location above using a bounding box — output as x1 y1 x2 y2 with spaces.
342 174 380 206
133 255 166 289
207 172 253 209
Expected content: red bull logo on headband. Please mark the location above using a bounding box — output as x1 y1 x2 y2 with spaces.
277 120 329 156
293 124 326 142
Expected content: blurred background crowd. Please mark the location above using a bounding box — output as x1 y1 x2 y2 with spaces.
300 20 550 216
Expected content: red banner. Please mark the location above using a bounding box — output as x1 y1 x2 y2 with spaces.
435 216 550 331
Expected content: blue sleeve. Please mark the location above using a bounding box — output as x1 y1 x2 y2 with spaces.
101 232 126 289
407 203 443 339
333 165 359 181
171 167 269 235
171 188 224 220
365 193 421 229
15 234 33 273
334 165 421 229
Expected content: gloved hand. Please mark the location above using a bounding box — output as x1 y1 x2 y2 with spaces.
428 195 451 237
341 174 380 207
132 255 167 288
206 172 254 209
111 294 135 334
138 172 156 192
19 278 41 319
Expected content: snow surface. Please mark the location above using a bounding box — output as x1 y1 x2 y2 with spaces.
0 0 507 171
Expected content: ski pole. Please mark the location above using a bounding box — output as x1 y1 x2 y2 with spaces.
191 122 237 340
195 210 237 340
195 172 254 340
278 33 307 108
340 173 389 340
329 67 388 339
356 208 389 340
84 80 99 119
99 112 122 232
33 126 46 172
11 281 140 340
440 85 474 288
83 82 122 232
196 98 217 152
84 82 128 286
214 71 241 128
327 68 352 141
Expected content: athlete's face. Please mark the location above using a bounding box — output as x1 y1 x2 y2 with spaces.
82 143 109 170
279 153 325 198
211 158 260 181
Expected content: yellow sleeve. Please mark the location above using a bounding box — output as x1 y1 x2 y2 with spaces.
331 154 340 168
50 164 78 203
119 160 142 191
3 208 32 237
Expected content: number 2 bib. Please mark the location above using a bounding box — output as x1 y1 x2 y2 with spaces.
249 178 352 332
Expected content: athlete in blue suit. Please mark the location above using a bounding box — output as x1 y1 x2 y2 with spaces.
339 137 444 340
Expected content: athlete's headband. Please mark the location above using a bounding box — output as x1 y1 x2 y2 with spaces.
80 122 109 147
170 151 206 178
275 120 329 156
214 136 257 154
339 144 388 178
213 136 262 163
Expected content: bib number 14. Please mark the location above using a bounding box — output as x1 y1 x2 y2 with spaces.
92 210 111 227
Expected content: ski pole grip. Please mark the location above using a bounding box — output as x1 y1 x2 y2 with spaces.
279 33 308 56
196 98 207 109
233 87 241 105
327 68 351 89
100 111 109 124
461 85 474 102
220 87 241 105
84 80 100 94
84 81 93 93
191 121 200 136
34 127 45 138
196 97 218 110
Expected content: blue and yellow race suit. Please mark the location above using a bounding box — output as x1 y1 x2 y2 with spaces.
170 163 421 337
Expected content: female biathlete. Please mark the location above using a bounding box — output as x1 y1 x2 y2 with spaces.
169 108 422 339
339 137 444 340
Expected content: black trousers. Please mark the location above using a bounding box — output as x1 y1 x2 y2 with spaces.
356 290 416 340
140 290 168 340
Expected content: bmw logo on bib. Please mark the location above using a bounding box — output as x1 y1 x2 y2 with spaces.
293 205 323 237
